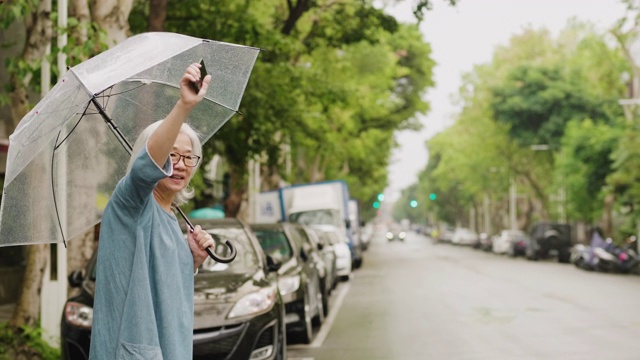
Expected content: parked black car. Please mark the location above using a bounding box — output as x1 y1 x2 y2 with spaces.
251 222 326 344
61 218 287 360
525 222 572 263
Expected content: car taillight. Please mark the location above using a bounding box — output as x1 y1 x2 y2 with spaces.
64 301 93 329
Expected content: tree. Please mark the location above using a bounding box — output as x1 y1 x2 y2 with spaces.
412 21 628 231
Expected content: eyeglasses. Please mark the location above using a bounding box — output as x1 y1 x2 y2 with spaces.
169 152 201 167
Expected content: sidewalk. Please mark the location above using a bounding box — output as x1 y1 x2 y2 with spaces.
0 303 15 323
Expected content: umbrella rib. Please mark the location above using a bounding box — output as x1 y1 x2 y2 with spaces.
90 96 134 151
97 82 146 99
51 130 68 248
53 102 90 150
126 78 243 115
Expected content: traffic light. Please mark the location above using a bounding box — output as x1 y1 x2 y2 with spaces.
410 200 418 208
377 193 385 202
373 201 381 209
429 193 437 201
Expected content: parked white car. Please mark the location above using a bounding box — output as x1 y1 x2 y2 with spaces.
310 224 352 281
492 230 530 256
451 228 479 246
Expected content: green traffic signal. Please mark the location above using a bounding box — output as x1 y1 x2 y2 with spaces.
410 200 418 208
429 193 437 201
377 193 385 202
373 201 381 209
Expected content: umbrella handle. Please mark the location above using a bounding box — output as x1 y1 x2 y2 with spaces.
205 243 237 263
174 206 237 264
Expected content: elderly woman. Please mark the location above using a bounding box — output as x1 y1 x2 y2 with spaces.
89 63 215 360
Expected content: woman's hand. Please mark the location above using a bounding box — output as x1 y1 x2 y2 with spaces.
179 62 212 109
187 225 215 272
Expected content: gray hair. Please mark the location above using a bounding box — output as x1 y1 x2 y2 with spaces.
127 120 203 206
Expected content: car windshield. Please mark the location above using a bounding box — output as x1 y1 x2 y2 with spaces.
316 231 338 246
198 227 260 273
289 209 342 227
253 229 294 264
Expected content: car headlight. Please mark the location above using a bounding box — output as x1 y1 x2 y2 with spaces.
64 301 93 329
399 232 406 239
386 232 393 239
228 286 277 319
278 275 301 296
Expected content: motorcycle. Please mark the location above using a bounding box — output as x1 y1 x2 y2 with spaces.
573 231 639 273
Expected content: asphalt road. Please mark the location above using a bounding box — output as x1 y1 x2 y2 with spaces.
288 231 640 360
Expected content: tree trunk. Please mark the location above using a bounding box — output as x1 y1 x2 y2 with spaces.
282 0 312 35
70 0 91 44
224 167 246 218
147 0 169 32
90 0 134 46
9 244 48 328
602 193 615 236
7 0 53 329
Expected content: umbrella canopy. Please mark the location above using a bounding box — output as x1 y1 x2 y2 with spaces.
0 32 259 246
189 207 225 219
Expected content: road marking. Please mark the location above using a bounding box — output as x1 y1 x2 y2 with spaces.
287 282 351 350
313 282 351 347
289 358 315 360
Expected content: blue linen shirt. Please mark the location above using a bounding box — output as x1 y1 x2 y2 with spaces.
89 146 194 360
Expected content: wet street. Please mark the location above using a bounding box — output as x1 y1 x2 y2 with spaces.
289 231 640 360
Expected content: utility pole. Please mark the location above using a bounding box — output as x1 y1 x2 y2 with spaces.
509 176 517 230
41 0 68 346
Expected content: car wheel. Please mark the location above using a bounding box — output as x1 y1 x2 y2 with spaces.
312 281 325 327
320 281 330 317
558 248 571 263
296 295 313 344
276 318 287 360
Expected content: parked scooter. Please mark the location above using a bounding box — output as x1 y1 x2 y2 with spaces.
573 230 639 273
596 239 639 273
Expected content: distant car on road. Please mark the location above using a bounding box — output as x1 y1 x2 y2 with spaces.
451 228 479 246
386 225 407 241
526 222 572 263
492 229 530 257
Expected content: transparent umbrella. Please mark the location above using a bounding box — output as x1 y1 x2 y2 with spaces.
0 32 260 262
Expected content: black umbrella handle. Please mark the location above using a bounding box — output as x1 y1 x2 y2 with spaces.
174 207 237 263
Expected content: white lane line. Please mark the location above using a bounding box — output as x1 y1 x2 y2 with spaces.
310 282 351 348
287 282 352 350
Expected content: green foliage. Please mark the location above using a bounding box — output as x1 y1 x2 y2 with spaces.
0 0 40 29
0 322 61 360
491 63 614 149
410 20 629 228
558 119 622 222
608 121 640 217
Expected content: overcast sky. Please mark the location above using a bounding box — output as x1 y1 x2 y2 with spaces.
381 0 629 202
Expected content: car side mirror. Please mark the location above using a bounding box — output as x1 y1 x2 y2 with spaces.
68 270 84 288
266 255 282 272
